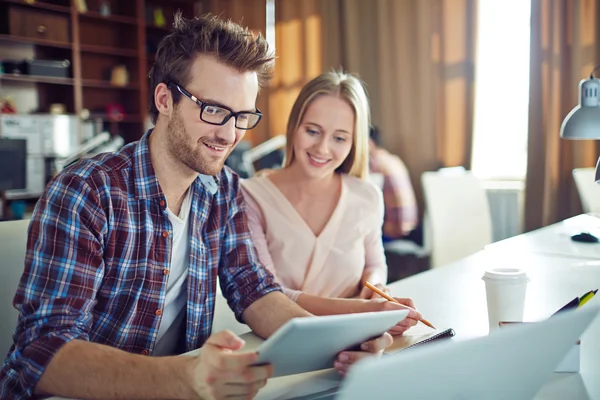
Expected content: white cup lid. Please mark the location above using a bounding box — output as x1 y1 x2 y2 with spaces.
482 268 529 283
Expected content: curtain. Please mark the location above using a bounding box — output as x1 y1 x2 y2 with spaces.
525 0 600 231
321 0 477 214
207 0 270 144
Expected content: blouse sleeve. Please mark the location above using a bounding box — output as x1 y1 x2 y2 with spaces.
242 186 303 302
363 186 388 285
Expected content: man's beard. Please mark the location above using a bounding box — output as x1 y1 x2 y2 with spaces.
166 109 230 176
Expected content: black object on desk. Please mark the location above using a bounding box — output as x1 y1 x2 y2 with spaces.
552 297 579 316
571 232 599 243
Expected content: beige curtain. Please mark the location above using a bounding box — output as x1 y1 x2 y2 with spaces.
267 0 340 138
525 0 600 231
321 0 477 214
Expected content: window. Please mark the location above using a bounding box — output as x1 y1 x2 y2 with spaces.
471 0 531 180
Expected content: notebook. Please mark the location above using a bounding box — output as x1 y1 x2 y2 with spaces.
384 324 456 354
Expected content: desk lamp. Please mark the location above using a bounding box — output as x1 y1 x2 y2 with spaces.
560 65 600 183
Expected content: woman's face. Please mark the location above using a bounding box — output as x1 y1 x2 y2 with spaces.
292 95 355 179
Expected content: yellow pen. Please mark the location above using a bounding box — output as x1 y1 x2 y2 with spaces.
578 289 598 308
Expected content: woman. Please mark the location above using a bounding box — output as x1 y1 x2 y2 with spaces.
241 71 421 336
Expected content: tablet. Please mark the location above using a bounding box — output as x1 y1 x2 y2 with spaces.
254 309 409 377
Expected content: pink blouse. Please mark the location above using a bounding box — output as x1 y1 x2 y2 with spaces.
241 174 387 301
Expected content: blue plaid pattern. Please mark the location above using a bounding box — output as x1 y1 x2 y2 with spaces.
0 131 281 399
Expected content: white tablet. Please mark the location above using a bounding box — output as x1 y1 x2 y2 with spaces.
254 309 409 377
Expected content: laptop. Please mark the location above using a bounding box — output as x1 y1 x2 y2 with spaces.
287 304 599 400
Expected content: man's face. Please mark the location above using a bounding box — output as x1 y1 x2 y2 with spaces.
166 55 260 176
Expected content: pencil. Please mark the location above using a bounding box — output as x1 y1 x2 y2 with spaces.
364 281 436 329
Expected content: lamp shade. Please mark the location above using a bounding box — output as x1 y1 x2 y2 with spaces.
560 78 600 139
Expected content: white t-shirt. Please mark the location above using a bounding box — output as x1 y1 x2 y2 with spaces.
153 189 193 356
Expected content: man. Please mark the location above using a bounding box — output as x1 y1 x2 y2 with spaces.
0 14 418 400
369 126 419 241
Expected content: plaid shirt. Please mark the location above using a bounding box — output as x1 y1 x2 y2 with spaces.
370 147 418 239
0 131 281 399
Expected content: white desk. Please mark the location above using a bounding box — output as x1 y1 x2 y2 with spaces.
48 238 600 399
486 214 600 260
248 251 600 400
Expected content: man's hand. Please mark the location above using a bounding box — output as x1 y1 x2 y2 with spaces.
190 330 273 400
333 332 393 377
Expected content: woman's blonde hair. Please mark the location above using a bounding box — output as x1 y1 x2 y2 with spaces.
283 71 371 179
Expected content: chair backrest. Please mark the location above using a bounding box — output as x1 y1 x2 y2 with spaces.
572 167 600 214
242 135 287 177
0 219 29 356
421 170 492 268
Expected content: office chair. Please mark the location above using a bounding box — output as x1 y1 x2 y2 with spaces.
421 168 493 268
0 219 29 356
242 135 287 177
573 168 600 214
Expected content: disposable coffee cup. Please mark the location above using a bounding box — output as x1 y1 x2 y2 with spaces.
482 268 529 332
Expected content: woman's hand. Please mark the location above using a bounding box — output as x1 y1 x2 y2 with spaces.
358 282 390 299
364 297 422 336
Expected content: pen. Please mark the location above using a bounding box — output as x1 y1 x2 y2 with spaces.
578 289 598 309
552 296 579 316
364 281 436 329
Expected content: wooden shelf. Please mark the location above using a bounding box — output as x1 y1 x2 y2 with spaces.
2 0 71 14
79 11 138 25
82 79 139 90
89 113 143 123
0 73 73 85
0 34 72 49
146 24 170 32
80 44 138 57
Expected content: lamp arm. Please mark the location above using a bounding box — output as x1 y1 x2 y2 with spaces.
590 65 600 79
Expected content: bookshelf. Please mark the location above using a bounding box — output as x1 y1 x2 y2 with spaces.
0 0 200 143
0 0 271 144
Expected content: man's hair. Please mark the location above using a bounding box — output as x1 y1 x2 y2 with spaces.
148 13 275 124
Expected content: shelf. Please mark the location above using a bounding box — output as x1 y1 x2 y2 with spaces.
2 0 71 14
0 33 72 49
82 79 139 90
0 73 73 85
79 11 138 25
89 113 143 123
146 24 170 33
80 44 138 57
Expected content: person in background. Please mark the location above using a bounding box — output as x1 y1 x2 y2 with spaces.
241 71 422 336
0 15 393 400
369 126 419 241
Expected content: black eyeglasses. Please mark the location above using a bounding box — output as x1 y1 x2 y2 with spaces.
171 84 263 130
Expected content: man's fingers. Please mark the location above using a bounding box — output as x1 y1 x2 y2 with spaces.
209 351 259 371
206 330 245 350
222 364 274 384
223 379 268 396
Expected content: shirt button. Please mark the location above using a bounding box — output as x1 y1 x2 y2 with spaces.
155 309 162 316
141 349 149 355
163 269 169 275
159 200 166 207
162 231 169 238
